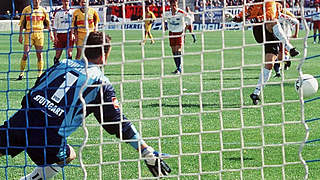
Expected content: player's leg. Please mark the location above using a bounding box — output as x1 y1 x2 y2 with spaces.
75 32 85 60
20 145 76 180
188 25 196 43
54 49 63 64
141 29 147 45
53 33 63 64
67 47 73 59
313 23 317 43
250 25 279 104
171 45 182 74
169 32 183 74
268 22 299 57
17 32 33 80
317 24 320 43
66 33 74 59
34 32 44 78
17 44 30 80
35 45 44 78
75 47 82 60
251 53 277 104
147 31 155 44
274 43 284 77
145 24 154 44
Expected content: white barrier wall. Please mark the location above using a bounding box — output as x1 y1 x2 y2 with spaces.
0 20 19 31
0 7 316 31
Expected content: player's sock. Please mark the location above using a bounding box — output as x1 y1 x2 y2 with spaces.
68 56 72 59
173 51 181 72
274 62 281 74
19 165 62 180
53 56 59 64
253 68 271 95
37 60 44 77
272 23 294 51
192 34 196 43
314 34 317 43
20 58 27 76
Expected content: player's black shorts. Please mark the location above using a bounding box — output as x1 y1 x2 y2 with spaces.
0 109 70 165
253 25 280 55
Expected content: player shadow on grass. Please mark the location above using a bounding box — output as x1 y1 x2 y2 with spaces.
139 103 241 108
226 157 254 161
267 82 295 87
5 77 39 81
203 77 259 81
105 73 159 76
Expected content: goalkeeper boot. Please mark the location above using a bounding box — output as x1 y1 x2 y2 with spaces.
289 48 300 57
16 74 23 80
284 61 291 70
250 93 260 105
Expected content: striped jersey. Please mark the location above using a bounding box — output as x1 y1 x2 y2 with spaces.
19 5 50 32
72 7 100 33
23 59 133 140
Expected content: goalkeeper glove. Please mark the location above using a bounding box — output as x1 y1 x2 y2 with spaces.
142 146 171 177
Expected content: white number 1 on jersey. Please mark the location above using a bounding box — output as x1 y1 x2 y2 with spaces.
51 72 78 103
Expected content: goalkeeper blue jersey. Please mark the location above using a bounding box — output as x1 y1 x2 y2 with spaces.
23 58 135 141
0 59 136 165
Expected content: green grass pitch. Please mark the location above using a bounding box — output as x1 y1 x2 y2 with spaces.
0 29 319 179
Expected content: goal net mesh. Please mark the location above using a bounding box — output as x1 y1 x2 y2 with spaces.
1 0 320 179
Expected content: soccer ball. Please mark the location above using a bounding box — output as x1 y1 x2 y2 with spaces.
295 74 318 98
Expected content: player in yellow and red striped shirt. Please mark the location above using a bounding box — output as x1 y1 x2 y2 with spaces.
71 0 100 59
17 0 54 80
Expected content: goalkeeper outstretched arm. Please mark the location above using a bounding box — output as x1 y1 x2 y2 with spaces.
86 76 171 177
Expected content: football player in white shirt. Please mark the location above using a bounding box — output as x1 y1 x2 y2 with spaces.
273 2 299 77
185 6 196 43
52 0 74 64
163 0 191 74
312 4 320 44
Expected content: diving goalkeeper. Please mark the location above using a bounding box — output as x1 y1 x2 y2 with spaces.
0 31 171 179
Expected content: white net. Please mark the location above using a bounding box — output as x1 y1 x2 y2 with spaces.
77 0 320 179
1 0 320 179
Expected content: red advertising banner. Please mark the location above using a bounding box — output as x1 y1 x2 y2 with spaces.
109 5 170 19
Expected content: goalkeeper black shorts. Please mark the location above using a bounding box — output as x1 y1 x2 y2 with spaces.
0 109 70 165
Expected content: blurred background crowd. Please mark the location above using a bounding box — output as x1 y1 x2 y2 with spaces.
1 0 320 20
